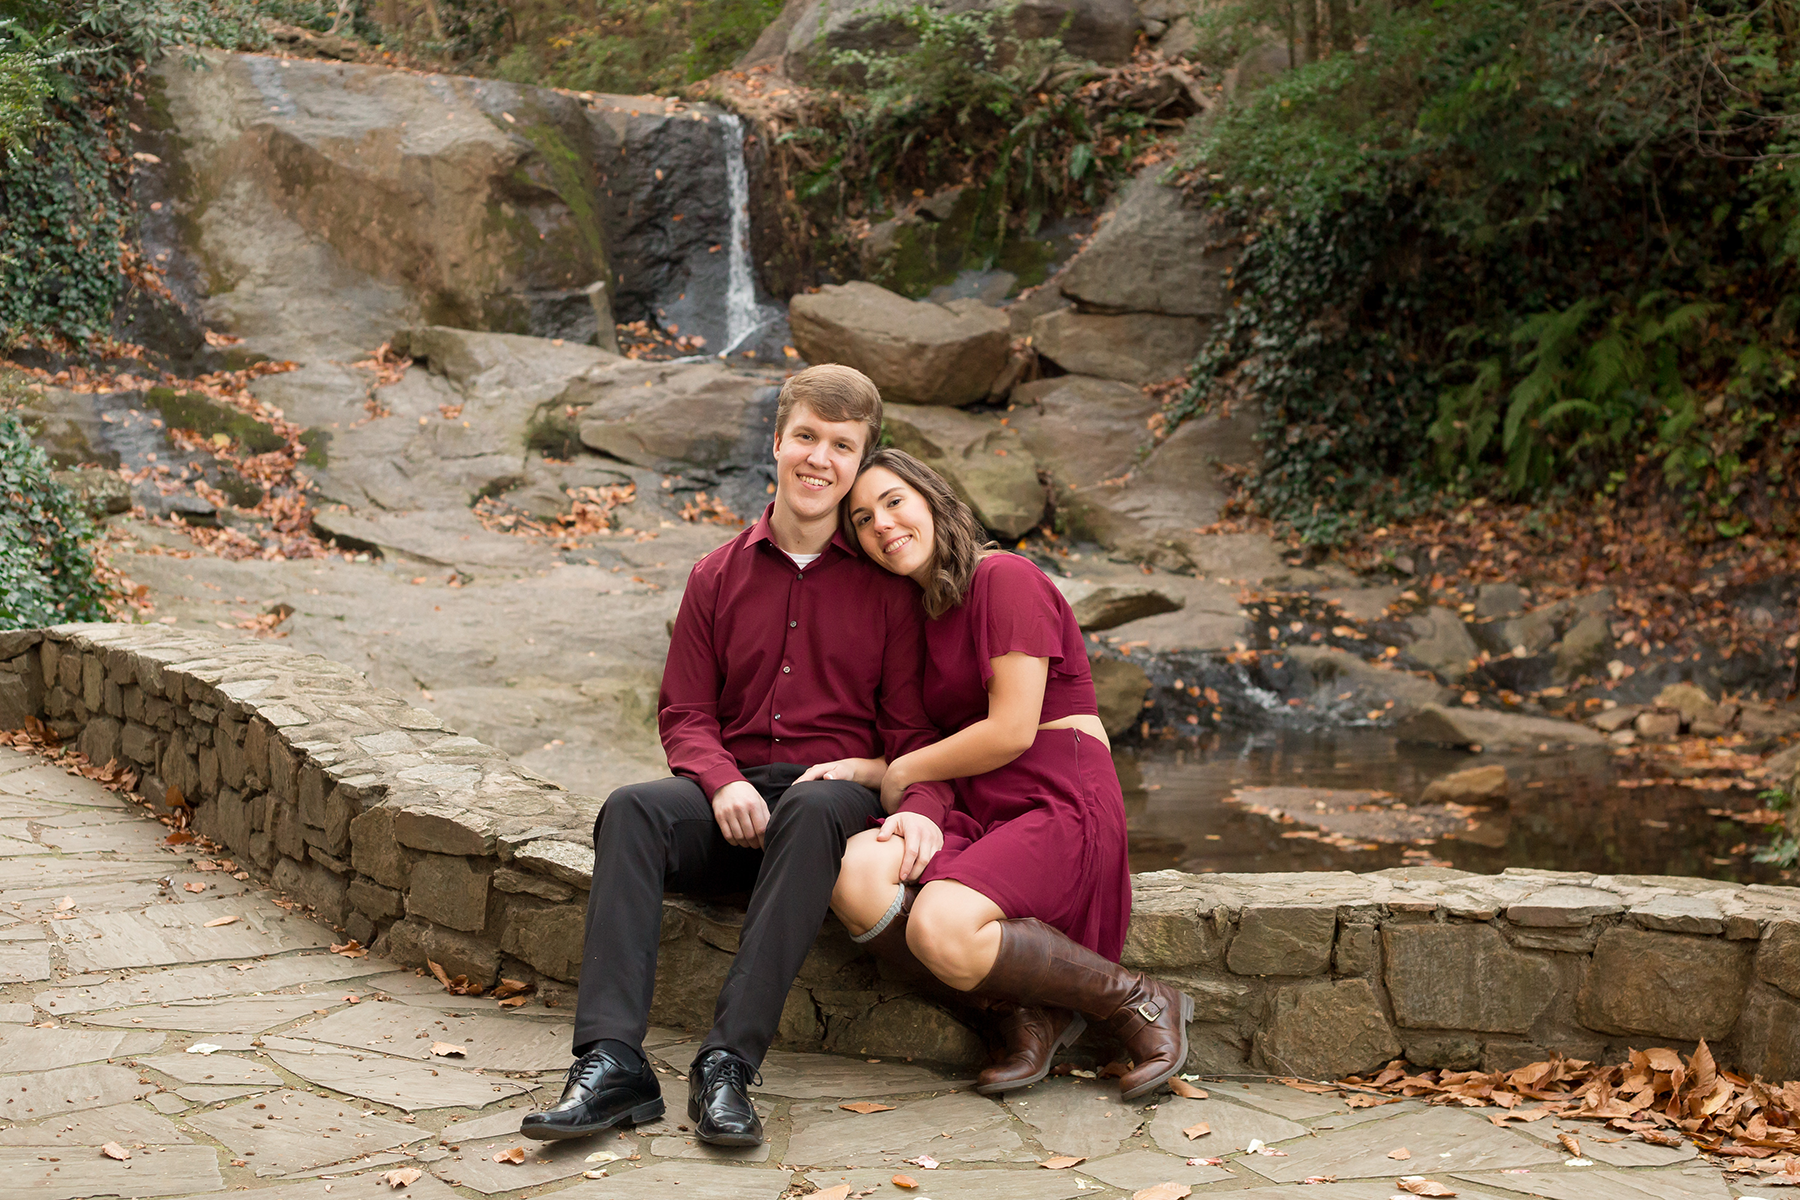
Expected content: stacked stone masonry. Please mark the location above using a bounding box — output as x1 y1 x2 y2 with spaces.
5 622 1800 1083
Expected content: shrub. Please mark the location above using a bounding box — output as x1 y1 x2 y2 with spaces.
0 410 108 629
1178 0 1800 543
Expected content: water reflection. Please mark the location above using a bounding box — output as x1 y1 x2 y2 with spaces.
1119 727 1789 884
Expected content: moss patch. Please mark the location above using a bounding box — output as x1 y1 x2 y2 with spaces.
142 386 285 454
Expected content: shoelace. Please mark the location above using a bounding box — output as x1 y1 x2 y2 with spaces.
697 1053 762 1095
567 1047 631 1089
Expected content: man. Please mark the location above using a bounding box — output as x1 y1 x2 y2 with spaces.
523 364 950 1147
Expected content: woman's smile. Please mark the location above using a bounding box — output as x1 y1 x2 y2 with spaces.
848 466 936 583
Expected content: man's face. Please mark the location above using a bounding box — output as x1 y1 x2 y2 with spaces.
771 403 868 523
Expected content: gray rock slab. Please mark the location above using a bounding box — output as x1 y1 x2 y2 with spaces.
32 821 169 856
428 1131 608 1193
130 1052 284 1087
0 1102 190 1146
434 1106 533 1143
1307 1098 1427 1130
77 996 333 1033
1506 886 1626 927
649 1133 771 1162
552 1161 793 1199
281 1004 572 1070
1147 1096 1308 1156
0 1064 154 1120
1211 1078 1353 1120
0 941 51 983
653 1041 951 1099
1455 1165 1731 1199
148 1091 188 1113
0 1143 222 1198
55 897 336 971
1227 1184 1517 1200
1004 1077 1146 1160
0 1002 35 1022
38 954 384 1013
177 1084 276 1103
786 1091 1031 1166
1247 1105 1564 1182
234 1169 465 1200
0 764 128 807
1078 1147 1235 1190
1513 1119 1698 1167
265 1047 535 1111
0 1025 162 1072
186 1088 424 1174
802 1165 1092 1199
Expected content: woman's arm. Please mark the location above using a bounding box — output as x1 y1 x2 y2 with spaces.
879 652 1048 811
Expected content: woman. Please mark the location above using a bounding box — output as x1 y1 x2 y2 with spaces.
801 449 1192 1100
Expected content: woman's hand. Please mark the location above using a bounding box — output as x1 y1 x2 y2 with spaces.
796 757 887 789
874 811 943 881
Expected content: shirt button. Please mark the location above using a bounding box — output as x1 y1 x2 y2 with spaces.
773 713 781 720
782 665 791 674
789 620 797 628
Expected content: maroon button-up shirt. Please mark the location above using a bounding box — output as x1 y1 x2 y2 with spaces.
659 506 952 814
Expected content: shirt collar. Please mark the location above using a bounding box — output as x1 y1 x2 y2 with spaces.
744 504 861 561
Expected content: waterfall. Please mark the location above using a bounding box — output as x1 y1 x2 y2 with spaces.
717 113 762 358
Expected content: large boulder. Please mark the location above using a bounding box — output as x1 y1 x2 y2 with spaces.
1057 166 1235 318
1010 375 1159 500
1031 308 1208 383
574 362 781 473
144 51 616 358
1395 704 1607 749
767 0 1139 77
881 404 1045 537
789 282 1011 405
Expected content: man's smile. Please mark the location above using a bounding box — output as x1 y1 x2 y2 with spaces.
796 470 833 491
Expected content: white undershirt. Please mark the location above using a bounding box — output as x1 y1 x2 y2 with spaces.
784 551 821 569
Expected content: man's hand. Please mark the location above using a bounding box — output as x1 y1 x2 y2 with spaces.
795 757 886 788
874 811 943 881
711 780 769 849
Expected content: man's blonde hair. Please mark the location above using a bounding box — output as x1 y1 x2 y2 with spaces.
776 364 883 460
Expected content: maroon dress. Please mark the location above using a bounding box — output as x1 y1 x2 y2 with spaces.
903 553 1133 959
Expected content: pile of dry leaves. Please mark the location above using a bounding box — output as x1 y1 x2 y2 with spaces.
1323 1041 1800 1183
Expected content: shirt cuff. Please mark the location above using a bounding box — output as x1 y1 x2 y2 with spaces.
896 784 949 827
695 763 749 799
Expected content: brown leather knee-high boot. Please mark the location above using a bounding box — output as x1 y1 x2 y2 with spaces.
853 887 1083 1094
973 918 1192 1102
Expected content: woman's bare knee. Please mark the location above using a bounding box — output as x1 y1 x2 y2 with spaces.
832 830 904 935
907 883 1003 990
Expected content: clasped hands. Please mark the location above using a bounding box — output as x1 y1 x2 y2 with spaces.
710 755 941 877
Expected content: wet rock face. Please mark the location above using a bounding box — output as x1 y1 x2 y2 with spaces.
143 50 614 354
774 0 1140 78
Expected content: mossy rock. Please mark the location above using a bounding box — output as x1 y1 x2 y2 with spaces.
142 386 285 454
298 428 330 468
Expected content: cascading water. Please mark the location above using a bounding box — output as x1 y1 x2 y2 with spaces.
717 113 763 358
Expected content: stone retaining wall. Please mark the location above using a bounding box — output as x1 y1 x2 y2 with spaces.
5 622 1800 1082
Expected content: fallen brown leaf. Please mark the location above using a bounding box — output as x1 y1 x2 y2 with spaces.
812 1187 852 1200
497 995 529 1008
1346 1094 1401 1108
1182 1122 1211 1140
1557 1132 1581 1156
430 1042 466 1057
491 1146 526 1164
331 940 367 958
1169 1078 1208 1099
183 882 206 893
1388 1147 1412 1160
427 959 454 989
202 915 238 927
382 1167 422 1188
1133 1184 1192 1200
838 1101 894 1114
100 1141 130 1160
1041 1155 1086 1169
892 1174 919 1188
1396 1181 1456 1197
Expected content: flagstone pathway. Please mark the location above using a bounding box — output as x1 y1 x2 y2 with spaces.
0 742 1769 1199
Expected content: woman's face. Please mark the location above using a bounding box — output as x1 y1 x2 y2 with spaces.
847 466 936 584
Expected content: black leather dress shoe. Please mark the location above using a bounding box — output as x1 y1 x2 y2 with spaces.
521 1047 663 1140
687 1048 763 1146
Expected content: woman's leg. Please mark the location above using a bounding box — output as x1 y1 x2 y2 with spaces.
907 880 1006 992
830 829 905 936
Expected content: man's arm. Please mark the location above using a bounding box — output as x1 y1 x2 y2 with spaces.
874 589 956 825
658 562 745 799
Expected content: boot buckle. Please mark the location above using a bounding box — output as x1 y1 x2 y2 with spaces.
1133 1000 1164 1023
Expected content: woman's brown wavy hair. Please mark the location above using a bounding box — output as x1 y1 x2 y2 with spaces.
845 448 995 619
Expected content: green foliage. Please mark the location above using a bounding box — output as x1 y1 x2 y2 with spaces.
1179 0 1800 542
785 2 1154 263
1753 787 1798 867
0 409 108 630
0 0 269 347
496 0 784 94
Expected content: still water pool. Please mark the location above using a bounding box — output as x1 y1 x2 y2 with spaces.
1118 727 1790 884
